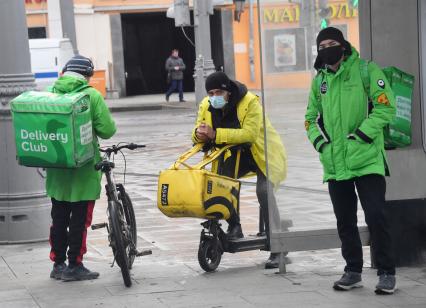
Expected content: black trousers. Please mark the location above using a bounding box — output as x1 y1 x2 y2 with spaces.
217 148 280 246
328 174 395 275
49 199 95 266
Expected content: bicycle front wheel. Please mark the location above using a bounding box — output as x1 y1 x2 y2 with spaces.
109 201 132 287
120 191 137 269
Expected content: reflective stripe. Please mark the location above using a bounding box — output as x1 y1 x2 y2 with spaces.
76 201 95 264
355 128 373 144
49 224 56 262
313 135 324 151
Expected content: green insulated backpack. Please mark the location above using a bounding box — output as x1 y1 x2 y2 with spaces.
359 60 415 149
11 86 95 168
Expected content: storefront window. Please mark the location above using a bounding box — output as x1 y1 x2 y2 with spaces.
28 27 47 39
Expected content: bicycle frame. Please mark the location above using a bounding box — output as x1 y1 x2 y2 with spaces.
102 154 119 203
101 154 129 255
92 142 150 287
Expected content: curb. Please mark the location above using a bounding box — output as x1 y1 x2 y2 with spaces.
162 102 196 110
110 105 163 113
109 102 196 113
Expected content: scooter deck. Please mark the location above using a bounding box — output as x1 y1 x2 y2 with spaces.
226 235 268 253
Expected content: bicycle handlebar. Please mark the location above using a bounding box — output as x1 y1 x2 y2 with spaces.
99 143 146 154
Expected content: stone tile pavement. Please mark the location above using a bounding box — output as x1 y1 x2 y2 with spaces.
1 241 425 307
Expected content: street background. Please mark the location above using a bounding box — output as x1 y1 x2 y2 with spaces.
0 93 425 307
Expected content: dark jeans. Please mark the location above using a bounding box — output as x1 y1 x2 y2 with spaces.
166 79 184 101
328 174 395 275
217 148 280 248
49 199 95 266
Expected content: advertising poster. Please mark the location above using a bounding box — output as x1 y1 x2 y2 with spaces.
274 34 296 67
264 28 306 73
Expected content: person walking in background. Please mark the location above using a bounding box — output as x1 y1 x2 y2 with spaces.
165 49 186 102
305 27 396 294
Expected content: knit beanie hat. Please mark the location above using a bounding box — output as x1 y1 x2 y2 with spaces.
62 55 94 77
205 71 231 92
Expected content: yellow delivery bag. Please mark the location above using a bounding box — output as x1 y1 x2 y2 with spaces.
157 144 241 220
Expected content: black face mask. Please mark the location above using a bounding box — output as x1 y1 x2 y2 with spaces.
318 46 344 66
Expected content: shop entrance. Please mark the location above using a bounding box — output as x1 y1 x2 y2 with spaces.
121 11 224 96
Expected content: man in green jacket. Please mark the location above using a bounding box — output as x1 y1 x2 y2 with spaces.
305 27 396 294
47 55 116 281
192 71 288 269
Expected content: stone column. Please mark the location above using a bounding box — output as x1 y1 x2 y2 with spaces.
0 0 50 243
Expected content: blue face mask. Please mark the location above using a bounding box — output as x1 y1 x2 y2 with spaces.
209 95 227 109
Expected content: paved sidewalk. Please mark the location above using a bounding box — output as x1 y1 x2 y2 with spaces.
1 243 425 307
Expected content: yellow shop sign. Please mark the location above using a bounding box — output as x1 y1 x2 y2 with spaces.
263 6 300 23
263 3 357 24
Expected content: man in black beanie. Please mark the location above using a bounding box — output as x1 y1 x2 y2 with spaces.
305 27 397 294
47 54 116 281
191 71 288 269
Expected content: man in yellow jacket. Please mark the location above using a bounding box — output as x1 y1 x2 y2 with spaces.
192 71 287 268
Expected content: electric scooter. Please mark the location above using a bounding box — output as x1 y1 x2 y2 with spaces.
197 145 270 272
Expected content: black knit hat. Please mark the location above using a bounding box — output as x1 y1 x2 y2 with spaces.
62 55 94 77
316 27 351 51
205 71 231 92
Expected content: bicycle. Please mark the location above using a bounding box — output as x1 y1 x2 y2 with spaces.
91 143 152 287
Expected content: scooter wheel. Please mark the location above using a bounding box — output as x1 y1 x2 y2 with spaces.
198 239 221 272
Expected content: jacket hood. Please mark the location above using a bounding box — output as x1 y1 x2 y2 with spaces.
228 80 248 107
53 75 88 94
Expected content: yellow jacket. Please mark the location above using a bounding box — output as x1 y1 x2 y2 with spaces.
192 91 287 186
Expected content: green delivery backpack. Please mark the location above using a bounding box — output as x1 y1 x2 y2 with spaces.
359 60 415 149
11 85 95 168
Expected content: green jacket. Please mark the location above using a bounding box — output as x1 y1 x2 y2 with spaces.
305 48 396 182
192 90 287 186
46 75 116 202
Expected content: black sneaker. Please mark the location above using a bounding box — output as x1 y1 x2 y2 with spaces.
264 253 292 269
165 95 170 102
375 274 396 295
179 99 186 102
226 224 244 240
333 271 362 290
61 264 100 282
50 262 67 280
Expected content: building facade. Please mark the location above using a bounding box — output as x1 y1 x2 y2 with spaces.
25 0 359 96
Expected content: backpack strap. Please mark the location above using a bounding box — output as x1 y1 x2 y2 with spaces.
51 84 91 94
70 84 91 93
359 59 370 97
313 73 323 103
